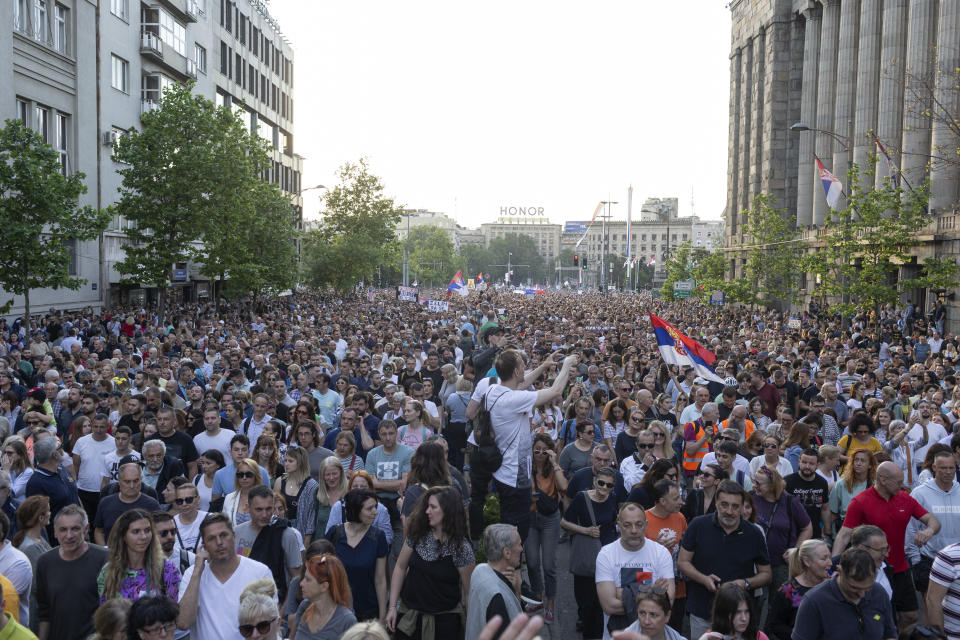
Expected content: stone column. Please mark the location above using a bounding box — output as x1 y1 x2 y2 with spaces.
813 0 841 226
797 6 822 228
751 30 767 209
739 40 754 221
930 0 960 212
853 0 883 192
727 48 743 240
833 0 860 207
875 0 909 190
901 0 938 192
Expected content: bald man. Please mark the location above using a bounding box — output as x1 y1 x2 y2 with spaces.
832 461 940 630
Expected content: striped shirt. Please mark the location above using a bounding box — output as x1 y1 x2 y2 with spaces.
930 542 960 639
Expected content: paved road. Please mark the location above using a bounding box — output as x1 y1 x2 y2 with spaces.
529 536 580 640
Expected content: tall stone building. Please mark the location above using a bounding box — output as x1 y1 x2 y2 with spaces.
1 0 302 313
727 0 960 329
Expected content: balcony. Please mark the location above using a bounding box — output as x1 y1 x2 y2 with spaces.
186 0 200 21
185 58 197 78
141 99 161 117
140 31 162 60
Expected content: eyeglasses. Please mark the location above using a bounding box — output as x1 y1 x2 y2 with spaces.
582 430 595 436
763 443 779 449
140 621 176 635
236 471 255 479
175 496 196 506
238 618 277 638
637 443 655 450
596 479 615 488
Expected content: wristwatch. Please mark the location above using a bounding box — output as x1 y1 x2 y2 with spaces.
742 578 750 590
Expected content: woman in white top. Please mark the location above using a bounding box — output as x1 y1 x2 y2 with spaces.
172 482 207 553
222 457 260 527
748 433 794 478
1 438 32 500
192 449 225 511
883 419 929 488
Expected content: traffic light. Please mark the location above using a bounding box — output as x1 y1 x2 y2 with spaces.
582 256 588 269
573 254 579 266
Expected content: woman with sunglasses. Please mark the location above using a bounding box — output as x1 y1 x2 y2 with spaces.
527 433 567 623
648 420 677 466
171 483 206 554
747 435 793 478
125 595 178 640
681 464 728 522
614 408 648 463
750 467 811 592
293 554 357 640
223 458 260 527
558 421 596 486
237 578 282 640
98 509 180 604
697 583 769 640
835 413 883 467
561 467 619 640
621 586 687 640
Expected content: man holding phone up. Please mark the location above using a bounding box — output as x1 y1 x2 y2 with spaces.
682 402 721 489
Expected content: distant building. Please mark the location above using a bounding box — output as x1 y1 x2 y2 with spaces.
480 218 563 259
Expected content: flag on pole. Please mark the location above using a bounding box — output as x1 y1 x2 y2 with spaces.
872 134 901 188
648 255 656 266
575 202 604 248
446 270 468 298
815 155 843 209
476 272 484 285
649 313 725 383
626 185 633 265
411 280 419 287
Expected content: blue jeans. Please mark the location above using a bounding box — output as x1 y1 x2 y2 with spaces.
526 509 561 600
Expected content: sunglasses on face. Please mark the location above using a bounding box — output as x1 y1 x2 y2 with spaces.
637 443 655 449
236 471 255 479
763 443 779 449
238 618 276 638
699 472 715 479
582 430 595 436
596 479 615 488
175 496 196 505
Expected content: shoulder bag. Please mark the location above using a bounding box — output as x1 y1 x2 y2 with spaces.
569 494 602 576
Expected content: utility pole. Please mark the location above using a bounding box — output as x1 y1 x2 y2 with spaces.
599 201 617 291
402 212 411 286
418 261 443 290
489 251 528 287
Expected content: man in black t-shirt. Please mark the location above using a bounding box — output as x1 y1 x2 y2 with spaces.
785 448 831 539
772 369 799 415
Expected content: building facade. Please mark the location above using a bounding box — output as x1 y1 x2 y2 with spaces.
2 0 301 315
726 0 960 329
480 218 563 259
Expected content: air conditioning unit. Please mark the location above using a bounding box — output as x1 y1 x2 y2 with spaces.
102 130 118 146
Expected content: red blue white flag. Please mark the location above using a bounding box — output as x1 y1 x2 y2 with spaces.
649 313 724 383
816 155 843 209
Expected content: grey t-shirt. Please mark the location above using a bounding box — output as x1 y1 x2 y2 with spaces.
234 520 303 584
294 602 357 640
558 442 593 479
364 444 413 499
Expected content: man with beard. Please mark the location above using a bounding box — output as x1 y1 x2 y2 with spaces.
151 510 193 575
56 385 84 440
908 399 947 468
785 447 832 539
116 395 145 435
718 404 755 443
678 480 771 640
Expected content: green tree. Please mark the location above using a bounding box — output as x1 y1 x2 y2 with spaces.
113 83 227 314
733 194 805 307
457 244 489 280
0 120 110 322
801 164 955 320
486 234 545 286
408 226 456 289
303 159 402 292
660 243 728 300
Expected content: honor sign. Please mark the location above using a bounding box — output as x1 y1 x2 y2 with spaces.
500 206 545 216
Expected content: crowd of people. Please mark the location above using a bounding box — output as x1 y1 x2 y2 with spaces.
0 288 954 640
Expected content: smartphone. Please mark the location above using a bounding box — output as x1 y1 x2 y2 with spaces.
576 376 584 383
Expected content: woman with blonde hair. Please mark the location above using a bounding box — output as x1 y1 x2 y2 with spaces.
647 420 676 464
237 578 281 640
273 445 319 543
340 621 391 640
828 448 877 533
293 554 357 639
766 539 831 640
223 458 260 527
315 456 349 535
334 431 363 473
89 598 131 640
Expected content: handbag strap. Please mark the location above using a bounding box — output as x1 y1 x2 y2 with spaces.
583 492 598 528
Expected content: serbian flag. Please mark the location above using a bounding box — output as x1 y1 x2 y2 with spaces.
648 255 656 266
873 134 901 188
446 270 468 298
816 155 843 209
649 313 725 383
476 272 484 285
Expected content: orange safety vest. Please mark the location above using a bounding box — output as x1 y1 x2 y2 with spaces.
719 418 755 442
682 419 719 474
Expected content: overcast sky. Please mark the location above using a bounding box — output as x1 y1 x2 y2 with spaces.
268 1 732 227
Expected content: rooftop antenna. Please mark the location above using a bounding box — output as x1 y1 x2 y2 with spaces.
690 186 696 218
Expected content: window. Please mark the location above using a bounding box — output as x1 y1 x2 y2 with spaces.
238 14 245 45
249 63 256 96
14 0 27 31
34 105 49 142
65 238 78 275
55 113 68 175
110 0 126 20
235 53 241 84
194 44 206 72
16 99 28 125
111 55 128 92
54 4 66 53
220 41 228 74
142 74 175 102
33 0 48 41
158 10 185 55
252 26 258 55
224 0 231 30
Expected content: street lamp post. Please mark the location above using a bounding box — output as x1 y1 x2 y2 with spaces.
294 183 326 284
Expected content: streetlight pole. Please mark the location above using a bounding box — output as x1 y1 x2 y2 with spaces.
294 183 326 284
599 200 617 291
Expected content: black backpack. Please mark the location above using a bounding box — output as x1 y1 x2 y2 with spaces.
472 378 505 475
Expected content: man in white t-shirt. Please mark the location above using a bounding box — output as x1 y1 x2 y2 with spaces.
178 513 273 640
72 414 115 524
482 350 578 542
101 425 141 488
193 406 235 461
596 503 675 640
